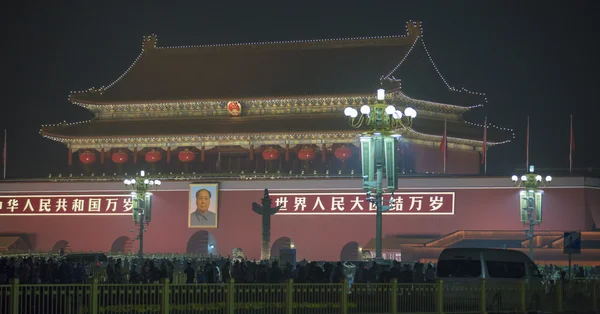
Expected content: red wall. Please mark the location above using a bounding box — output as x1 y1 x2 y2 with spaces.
0 184 593 261
411 144 480 174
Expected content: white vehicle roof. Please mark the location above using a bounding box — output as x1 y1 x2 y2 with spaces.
438 248 533 263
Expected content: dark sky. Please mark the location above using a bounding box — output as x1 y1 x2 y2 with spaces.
1 2 598 178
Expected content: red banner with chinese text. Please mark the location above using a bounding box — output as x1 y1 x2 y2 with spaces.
0 195 133 216
271 192 455 215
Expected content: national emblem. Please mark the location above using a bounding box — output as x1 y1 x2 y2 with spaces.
227 101 242 117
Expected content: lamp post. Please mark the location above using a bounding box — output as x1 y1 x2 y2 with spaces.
511 165 552 261
124 170 161 262
344 89 417 260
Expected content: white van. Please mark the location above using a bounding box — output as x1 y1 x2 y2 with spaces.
436 248 544 313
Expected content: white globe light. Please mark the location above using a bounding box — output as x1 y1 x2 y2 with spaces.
545 175 552 182
344 107 353 117
360 105 371 115
511 175 518 182
392 112 399 119
349 109 358 118
385 105 396 115
144 179 149 184
148 180 154 185
521 175 527 181
130 179 136 184
535 175 542 181
155 180 161 186
404 107 417 118
394 110 403 119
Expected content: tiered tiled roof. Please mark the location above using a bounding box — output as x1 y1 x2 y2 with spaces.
42 21 514 149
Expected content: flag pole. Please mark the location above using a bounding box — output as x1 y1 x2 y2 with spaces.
526 116 530 171
3 129 6 180
483 117 487 175
443 119 447 174
569 114 573 174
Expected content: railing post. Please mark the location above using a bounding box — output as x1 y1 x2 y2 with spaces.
436 280 444 314
593 281 598 314
519 280 527 313
227 279 235 314
341 278 348 314
390 278 398 314
161 278 170 314
9 278 19 314
556 281 563 313
89 278 98 314
480 279 487 314
286 279 293 314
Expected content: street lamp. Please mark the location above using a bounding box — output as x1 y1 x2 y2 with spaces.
344 89 417 260
124 170 161 261
511 165 551 261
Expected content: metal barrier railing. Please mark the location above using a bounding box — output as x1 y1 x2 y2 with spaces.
0 278 597 314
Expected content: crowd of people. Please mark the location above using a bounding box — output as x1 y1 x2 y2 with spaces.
0 252 598 285
541 263 600 282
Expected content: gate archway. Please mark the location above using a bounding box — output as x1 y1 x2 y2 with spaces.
52 240 70 254
340 241 361 261
186 231 218 256
271 237 294 260
110 236 133 254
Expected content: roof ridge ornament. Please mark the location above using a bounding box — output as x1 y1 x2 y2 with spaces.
407 21 423 37
142 34 158 52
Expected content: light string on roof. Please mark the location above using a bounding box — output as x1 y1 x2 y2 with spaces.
391 90 482 110
382 34 421 80
156 20 419 50
407 129 510 146
463 120 516 140
40 120 94 129
69 91 472 114
419 37 488 99
69 35 155 98
159 33 409 50
417 34 516 134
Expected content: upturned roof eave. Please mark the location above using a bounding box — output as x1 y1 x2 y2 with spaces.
69 91 474 114
40 127 511 148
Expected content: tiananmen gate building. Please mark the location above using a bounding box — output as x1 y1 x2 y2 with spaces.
0 21 598 265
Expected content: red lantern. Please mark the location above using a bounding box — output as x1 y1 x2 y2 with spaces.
79 150 96 165
145 149 162 163
178 149 196 162
262 147 280 161
297 147 316 161
335 146 352 161
111 150 128 164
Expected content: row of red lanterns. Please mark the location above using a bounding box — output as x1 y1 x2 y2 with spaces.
263 146 352 161
79 147 354 165
79 149 196 165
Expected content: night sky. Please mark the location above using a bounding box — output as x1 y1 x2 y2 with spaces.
1 2 598 179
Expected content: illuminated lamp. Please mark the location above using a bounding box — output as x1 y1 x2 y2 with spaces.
178 149 196 162
297 147 316 161
79 150 96 165
145 149 162 163
334 146 352 161
111 150 128 164
262 147 280 161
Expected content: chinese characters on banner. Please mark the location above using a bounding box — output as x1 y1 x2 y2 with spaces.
0 195 134 215
271 192 455 215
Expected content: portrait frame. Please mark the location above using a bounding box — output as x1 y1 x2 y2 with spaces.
188 183 220 228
